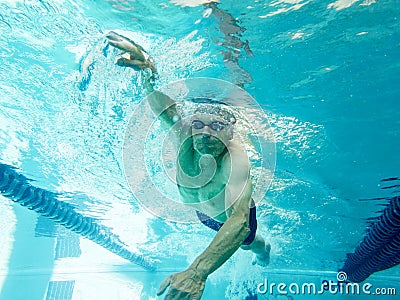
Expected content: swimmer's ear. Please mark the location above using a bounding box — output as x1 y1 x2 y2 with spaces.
181 117 192 127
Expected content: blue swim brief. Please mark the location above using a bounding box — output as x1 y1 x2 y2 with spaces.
195 202 257 246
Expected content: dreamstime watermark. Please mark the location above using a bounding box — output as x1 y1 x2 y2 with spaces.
122 78 276 223
257 271 397 296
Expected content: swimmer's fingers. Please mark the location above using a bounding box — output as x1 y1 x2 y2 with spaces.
157 269 206 300
158 275 195 299
157 275 172 296
106 31 146 61
164 289 193 300
106 32 158 73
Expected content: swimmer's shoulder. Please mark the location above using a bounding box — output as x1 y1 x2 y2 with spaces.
223 139 250 174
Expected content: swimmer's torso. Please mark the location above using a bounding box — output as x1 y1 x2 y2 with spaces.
176 136 230 223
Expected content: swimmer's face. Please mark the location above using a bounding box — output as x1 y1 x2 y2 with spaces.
190 114 233 157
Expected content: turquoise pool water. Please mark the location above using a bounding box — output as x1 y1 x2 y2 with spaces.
0 0 399 299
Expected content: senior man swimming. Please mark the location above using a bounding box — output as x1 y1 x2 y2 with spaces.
106 31 270 300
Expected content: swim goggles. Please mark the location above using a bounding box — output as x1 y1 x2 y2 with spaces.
191 120 229 132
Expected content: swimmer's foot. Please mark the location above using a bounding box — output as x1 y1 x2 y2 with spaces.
252 243 271 267
106 31 157 73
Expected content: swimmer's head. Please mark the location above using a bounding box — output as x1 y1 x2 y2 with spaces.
176 99 236 157
176 98 236 124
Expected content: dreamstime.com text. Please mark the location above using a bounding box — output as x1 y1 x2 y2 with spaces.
257 272 397 296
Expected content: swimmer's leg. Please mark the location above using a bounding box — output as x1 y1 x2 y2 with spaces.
241 234 271 266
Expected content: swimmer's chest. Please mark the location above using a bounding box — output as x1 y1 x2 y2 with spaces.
177 167 227 201
177 156 228 217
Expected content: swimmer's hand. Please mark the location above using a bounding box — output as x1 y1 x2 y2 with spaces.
157 267 207 300
106 31 157 73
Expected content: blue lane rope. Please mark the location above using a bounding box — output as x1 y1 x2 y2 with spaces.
0 163 156 272
341 193 400 282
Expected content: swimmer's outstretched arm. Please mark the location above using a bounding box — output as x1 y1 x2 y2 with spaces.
157 179 253 299
106 31 179 129
147 91 180 128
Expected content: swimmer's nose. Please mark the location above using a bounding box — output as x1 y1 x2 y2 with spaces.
201 126 211 137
